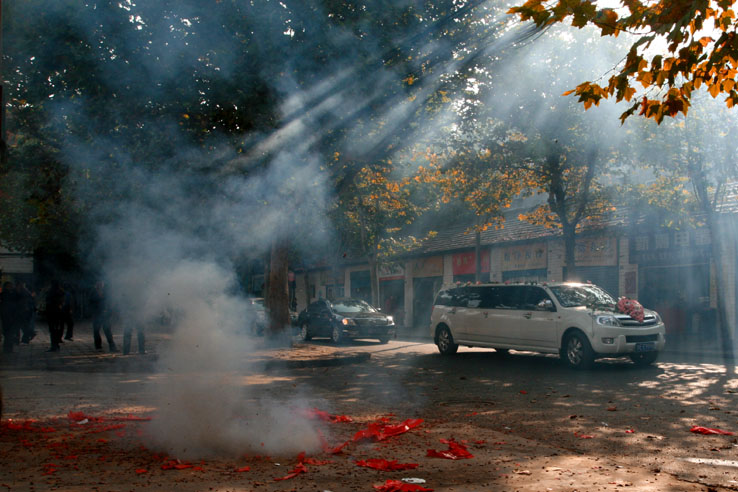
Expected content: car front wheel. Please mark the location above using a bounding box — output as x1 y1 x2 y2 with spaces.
331 325 343 344
561 331 594 369
436 326 458 355
300 323 312 341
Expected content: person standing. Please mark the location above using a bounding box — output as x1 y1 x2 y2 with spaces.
1 281 19 353
45 280 66 352
17 282 36 344
123 321 145 355
89 281 117 352
62 284 75 341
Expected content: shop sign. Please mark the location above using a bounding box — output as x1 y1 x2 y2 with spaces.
452 250 490 275
411 256 443 277
575 237 617 266
378 263 405 280
501 243 547 271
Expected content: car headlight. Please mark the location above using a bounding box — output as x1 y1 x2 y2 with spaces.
596 315 621 327
386 316 394 325
341 318 356 326
653 312 662 324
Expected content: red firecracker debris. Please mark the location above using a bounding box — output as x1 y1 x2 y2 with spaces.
373 479 433 492
297 451 332 465
301 407 354 423
690 426 734 435
235 466 251 472
273 462 308 481
135 469 148 474
574 431 595 439
426 438 473 460
352 418 423 442
161 460 195 470
355 459 419 471
625 429 635 434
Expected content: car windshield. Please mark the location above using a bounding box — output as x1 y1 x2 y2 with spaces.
331 299 377 314
549 284 616 308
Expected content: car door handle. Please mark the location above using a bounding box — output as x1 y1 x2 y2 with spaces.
523 312 532 319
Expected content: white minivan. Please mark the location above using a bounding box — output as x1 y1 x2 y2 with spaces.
429 282 666 368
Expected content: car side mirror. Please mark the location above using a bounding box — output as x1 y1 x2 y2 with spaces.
537 299 554 311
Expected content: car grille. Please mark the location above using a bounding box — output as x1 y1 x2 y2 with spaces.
617 315 658 326
625 334 659 343
357 318 388 326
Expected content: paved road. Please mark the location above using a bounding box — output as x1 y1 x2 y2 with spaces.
2 322 738 490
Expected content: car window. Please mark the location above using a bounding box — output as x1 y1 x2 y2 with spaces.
331 299 376 314
464 287 484 308
549 284 616 308
434 289 455 306
521 286 553 310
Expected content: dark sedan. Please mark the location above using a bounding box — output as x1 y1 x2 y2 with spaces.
296 298 395 344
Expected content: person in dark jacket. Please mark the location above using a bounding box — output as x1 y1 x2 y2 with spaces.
89 281 117 352
1 281 19 353
45 281 66 352
17 282 36 344
62 284 75 341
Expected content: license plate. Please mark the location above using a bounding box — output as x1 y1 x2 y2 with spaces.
635 342 655 352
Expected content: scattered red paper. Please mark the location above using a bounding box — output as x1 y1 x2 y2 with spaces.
519 390 528 394
353 418 423 442
273 462 308 481
135 469 148 474
625 429 635 434
574 431 595 439
426 438 473 460
373 479 433 492
301 408 353 423
690 426 734 435
235 466 251 473
161 460 194 470
355 458 419 471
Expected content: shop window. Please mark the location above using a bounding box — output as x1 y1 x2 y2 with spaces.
674 230 689 247
695 229 711 245
634 236 649 251
654 233 669 249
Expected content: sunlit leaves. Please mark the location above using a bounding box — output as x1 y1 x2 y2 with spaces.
509 0 738 123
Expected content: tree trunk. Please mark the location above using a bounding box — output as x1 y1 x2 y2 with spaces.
266 239 290 343
369 254 379 307
475 230 481 283
562 224 578 282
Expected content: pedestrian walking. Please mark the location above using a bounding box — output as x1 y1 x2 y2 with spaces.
1 281 19 353
62 284 75 341
45 280 66 352
17 282 36 344
90 281 117 352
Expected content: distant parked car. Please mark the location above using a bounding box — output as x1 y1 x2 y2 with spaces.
297 298 395 344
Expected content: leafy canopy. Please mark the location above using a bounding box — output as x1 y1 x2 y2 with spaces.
509 0 738 123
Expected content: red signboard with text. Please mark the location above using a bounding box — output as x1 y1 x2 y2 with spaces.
452 251 490 275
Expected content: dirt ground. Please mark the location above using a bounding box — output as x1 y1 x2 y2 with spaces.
1 330 736 491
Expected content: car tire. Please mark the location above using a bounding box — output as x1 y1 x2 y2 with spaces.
629 351 658 366
436 325 458 355
561 331 594 369
300 323 312 341
494 348 510 356
331 325 343 344
378 335 390 344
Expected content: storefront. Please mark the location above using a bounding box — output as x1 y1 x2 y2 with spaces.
564 236 619 296
379 263 405 327
411 256 444 329
452 250 490 284
349 270 370 303
631 229 713 342
500 243 547 283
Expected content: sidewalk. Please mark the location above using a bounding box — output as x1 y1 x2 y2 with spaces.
0 320 370 373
